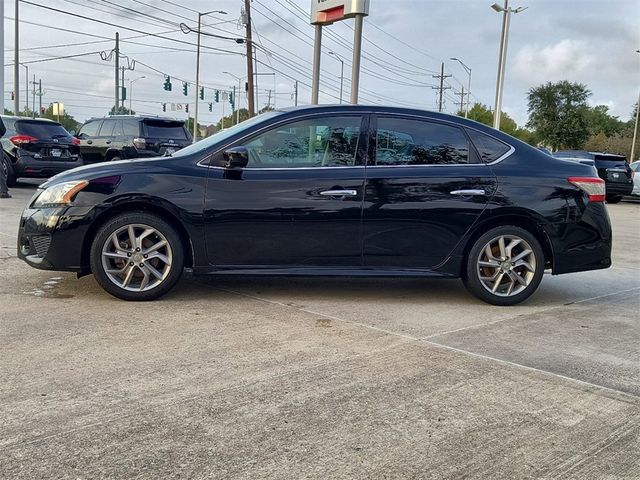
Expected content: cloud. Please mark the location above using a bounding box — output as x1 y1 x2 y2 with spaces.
512 39 596 84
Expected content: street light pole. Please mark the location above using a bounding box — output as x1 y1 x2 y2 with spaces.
129 76 145 113
491 1 526 130
450 57 472 118
223 71 243 124
14 0 19 115
328 51 344 104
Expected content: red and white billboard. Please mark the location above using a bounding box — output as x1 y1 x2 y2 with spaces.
310 0 370 25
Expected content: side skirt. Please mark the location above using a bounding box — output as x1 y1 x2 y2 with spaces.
191 265 457 278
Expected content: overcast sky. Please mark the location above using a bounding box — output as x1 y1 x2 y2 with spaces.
2 0 639 126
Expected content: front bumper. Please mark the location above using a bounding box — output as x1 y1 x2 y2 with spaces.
13 152 83 178
17 204 94 272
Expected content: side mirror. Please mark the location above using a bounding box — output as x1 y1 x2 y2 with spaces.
223 146 249 168
69 129 76 136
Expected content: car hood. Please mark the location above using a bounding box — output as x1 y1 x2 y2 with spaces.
40 156 167 188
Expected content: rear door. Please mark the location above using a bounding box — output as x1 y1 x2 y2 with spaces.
14 120 77 161
362 115 499 269
77 120 103 163
204 114 367 268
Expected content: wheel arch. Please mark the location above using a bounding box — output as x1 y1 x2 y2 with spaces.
104 149 123 161
460 212 555 275
80 198 194 274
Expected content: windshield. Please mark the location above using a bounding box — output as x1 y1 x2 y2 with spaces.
171 110 284 158
16 121 70 139
144 122 188 140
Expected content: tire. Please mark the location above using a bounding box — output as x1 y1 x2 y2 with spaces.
109 156 121 162
2 154 16 187
606 195 622 204
462 226 545 306
90 212 184 301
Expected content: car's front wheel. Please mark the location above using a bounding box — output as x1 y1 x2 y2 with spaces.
462 226 545 306
90 212 184 301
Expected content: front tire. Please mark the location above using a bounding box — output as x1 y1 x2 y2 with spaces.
90 212 184 301
462 226 545 306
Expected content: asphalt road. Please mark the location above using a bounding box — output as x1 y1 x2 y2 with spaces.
1 180 639 479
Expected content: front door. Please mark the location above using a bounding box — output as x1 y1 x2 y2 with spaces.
204 114 368 268
363 115 498 269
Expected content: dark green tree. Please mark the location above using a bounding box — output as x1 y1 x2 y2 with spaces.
41 104 79 132
109 105 135 115
584 105 623 137
526 81 591 150
458 102 535 144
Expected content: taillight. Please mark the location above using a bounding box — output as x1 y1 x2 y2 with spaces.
133 137 146 150
71 137 80 145
567 177 606 202
10 134 38 145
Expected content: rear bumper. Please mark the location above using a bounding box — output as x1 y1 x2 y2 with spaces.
547 202 612 275
12 153 83 178
606 181 633 196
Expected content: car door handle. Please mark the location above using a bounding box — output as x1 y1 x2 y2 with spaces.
105 140 112 145
319 189 358 197
450 189 486 196
86 140 93 144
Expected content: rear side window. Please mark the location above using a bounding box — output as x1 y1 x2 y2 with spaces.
144 121 188 139
375 117 470 165
466 129 510 163
2 118 17 136
15 121 70 139
122 119 141 137
79 120 101 138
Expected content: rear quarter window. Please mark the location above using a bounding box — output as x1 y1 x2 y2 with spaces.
466 129 511 163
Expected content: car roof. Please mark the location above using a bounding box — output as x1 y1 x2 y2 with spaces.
0 115 57 123
84 115 183 122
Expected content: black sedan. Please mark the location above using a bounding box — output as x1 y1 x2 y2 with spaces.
16 106 612 305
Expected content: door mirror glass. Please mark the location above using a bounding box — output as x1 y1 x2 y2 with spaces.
224 146 249 168
69 129 76 136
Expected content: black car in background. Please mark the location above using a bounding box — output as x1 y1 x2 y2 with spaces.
75 115 192 164
0 116 81 186
553 151 633 203
17 105 612 306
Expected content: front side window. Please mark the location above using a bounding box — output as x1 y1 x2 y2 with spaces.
375 117 470 165
78 120 101 138
243 116 362 168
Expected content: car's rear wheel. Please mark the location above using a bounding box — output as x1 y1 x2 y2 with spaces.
2 153 16 187
606 195 623 204
90 212 184 301
462 226 544 306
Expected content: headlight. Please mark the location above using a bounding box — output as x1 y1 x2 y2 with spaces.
32 180 89 208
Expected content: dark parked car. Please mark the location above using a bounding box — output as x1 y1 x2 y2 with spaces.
553 150 633 203
75 115 191 164
17 106 612 305
0 116 81 186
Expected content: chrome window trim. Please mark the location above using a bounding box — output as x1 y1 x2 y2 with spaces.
197 110 516 170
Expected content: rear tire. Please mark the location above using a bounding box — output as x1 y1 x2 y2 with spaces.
462 226 545 306
2 153 16 187
606 195 623 204
90 212 184 301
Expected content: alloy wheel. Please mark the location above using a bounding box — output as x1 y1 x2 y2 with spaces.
476 234 536 297
101 223 173 292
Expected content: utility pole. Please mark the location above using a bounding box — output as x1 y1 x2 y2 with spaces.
232 85 237 124
311 25 322 104
23 64 28 116
121 66 126 109
266 89 272 109
294 81 298 107
114 32 120 113
432 62 451 113
454 87 466 114
244 0 255 117
631 90 640 162
350 13 365 104
38 79 43 116
14 0 19 115
32 74 36 118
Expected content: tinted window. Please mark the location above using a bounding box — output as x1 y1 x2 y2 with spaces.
79 120 101 138
98 119 118 137
466 129 510 162
375 117 469 165
15 121 70 139
122 119 141 137
144 121 187 139
243 116 362 168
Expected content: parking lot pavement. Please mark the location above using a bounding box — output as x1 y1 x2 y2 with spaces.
1 181 639 479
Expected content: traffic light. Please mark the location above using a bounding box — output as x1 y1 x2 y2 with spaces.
10 91 14 100
214 90 219 103
229 91 235 110
182 82 188 96
163 76 172 91
199 87 204 100
208 103 212 112
162 103 166 112
245 81 249 92
185 104 189 113
121 87 127 101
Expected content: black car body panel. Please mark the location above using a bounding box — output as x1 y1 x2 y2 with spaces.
1 116 82 181
76 116 192 164
18 106 611 285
